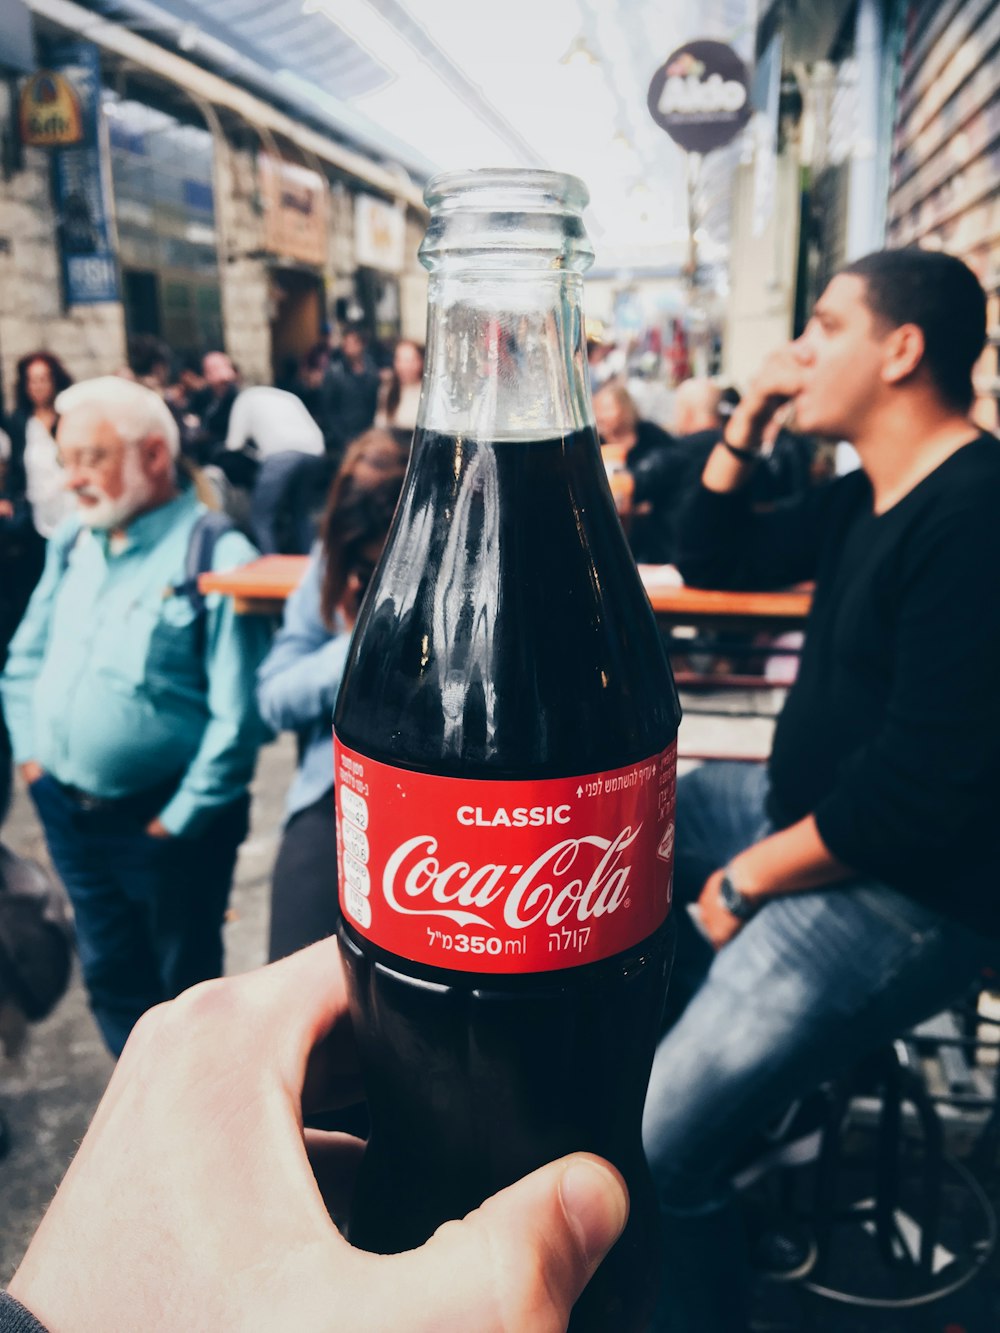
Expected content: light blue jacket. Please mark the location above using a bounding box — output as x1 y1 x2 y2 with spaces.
256 546 350 821
1 492 271 836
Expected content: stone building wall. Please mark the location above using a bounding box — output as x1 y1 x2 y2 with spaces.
0 91 126 403
324 179 357 325
213 142 272 386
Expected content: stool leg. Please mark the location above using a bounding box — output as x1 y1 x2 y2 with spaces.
900 1066 945 1275
812 1083 850 1278
875 1052 903 1268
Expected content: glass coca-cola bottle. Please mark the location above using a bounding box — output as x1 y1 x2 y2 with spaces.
333 169 681 1330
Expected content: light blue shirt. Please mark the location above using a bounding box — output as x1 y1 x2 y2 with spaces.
1 491 272 836
256 547 350 821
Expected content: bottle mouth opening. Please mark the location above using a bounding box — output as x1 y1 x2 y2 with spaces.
424 168 590 216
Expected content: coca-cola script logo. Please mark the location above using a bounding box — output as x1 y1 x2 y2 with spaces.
382 825 642 930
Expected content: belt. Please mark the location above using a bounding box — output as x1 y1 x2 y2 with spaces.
55 775 182 818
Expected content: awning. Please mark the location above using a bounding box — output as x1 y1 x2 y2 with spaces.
0 0 36 72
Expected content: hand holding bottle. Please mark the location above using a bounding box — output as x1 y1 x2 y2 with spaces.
7 939 628 1332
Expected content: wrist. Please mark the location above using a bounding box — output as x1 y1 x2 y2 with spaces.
723 402 767 454
722 438 760 464
717 868 759 922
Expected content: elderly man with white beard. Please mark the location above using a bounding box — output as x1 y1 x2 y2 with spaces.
1 377 270 1056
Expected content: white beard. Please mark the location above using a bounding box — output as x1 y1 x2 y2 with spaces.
76 446 156 530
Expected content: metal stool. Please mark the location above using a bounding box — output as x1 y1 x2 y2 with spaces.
799 1032 997 1312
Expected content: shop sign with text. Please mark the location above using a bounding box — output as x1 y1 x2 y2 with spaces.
259 155 328 267
354 193 405 273
647 39 751 153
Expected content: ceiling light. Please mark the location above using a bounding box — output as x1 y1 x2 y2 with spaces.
559 34 599 68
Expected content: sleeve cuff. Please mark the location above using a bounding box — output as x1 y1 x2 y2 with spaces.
813 795 863 874
0 1292 50 1333
157 789 213 838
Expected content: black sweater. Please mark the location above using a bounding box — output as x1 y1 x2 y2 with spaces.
676 434 1000 937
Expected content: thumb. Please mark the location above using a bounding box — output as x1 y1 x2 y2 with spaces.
386 1154 629 1332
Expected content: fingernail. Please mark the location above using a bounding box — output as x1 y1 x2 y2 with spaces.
559 1157 629 1267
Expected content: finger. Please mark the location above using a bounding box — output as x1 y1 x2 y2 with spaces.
107 943 363 1256
304 1129 366 1229
382 1154 628 1332
220 937 357 1094
301 1011 363 1113
113 942 359 1182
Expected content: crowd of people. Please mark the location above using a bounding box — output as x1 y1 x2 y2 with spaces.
1 246 999 1333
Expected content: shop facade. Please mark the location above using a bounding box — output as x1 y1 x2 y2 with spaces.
0 0 426 402
885 0 1000 430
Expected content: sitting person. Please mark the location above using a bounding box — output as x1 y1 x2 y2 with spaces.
321 325 381 458
593 383 687 564
642 247 1000 1332
257 436 407 963
673 376 727 445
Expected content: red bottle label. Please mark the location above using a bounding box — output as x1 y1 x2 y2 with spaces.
334 737 677 973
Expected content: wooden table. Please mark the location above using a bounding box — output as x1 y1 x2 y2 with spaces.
200 556 310 616
199 556 814 627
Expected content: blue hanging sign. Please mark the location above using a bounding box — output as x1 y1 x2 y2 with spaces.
47 41 119 305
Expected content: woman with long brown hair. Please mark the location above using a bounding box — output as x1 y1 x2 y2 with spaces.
375 338 424 433
256 430 407 961
5 352 74 541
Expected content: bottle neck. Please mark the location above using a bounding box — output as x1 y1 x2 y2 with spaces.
418 271 594 442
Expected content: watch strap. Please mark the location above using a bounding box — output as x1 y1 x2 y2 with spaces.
718 872 758 921
722 438 761 464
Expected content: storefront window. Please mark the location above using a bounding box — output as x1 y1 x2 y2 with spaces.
104 92 223 357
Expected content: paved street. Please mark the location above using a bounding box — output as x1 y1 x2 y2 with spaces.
0 734 298 1280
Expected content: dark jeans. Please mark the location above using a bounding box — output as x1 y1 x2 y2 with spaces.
250 452 330 556
269 787 339 962
30 774 249 1057
642 762 992 1333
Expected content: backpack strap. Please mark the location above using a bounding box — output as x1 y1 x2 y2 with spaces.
177 509 236 617
170 509 237 659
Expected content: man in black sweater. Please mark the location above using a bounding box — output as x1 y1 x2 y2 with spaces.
642 249 998 1332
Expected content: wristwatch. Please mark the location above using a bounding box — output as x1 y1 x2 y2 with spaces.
717 871 759 921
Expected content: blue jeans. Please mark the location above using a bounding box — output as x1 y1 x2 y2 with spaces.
30 774 249 1057
250 451 327 555
642 762 991 1333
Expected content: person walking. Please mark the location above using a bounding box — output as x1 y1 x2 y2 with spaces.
1 377 271 1057
642 248 1000 1331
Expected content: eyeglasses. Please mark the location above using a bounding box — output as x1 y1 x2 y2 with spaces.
58 445 121 471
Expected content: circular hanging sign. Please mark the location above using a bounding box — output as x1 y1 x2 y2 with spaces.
647 40 751 153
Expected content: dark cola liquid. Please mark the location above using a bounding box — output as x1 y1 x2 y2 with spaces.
334 427 680 1331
